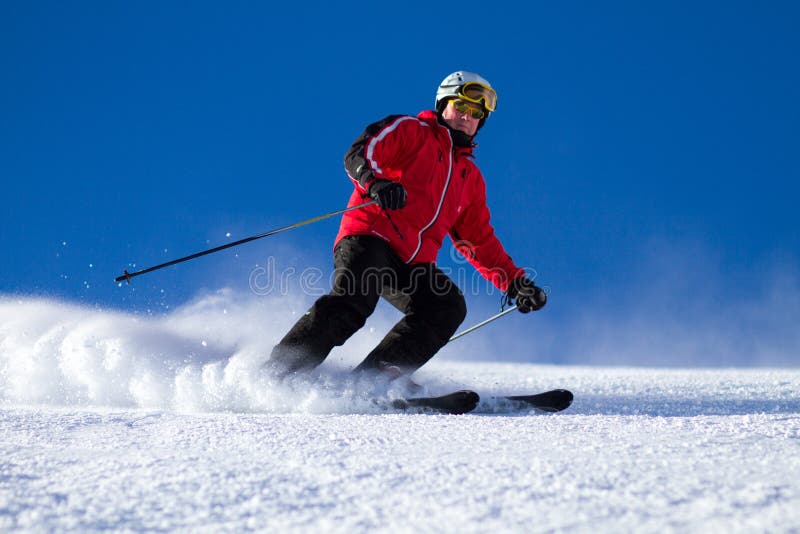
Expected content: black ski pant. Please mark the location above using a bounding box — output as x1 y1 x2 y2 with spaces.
267 235 467 377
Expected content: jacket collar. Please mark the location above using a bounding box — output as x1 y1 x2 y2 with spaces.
418 110 476 156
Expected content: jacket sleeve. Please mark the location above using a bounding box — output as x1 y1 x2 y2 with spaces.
450 173 526 292
344 115 423 191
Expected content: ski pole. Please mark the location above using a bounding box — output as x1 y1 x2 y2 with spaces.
449 305 519 342
115 200 378 284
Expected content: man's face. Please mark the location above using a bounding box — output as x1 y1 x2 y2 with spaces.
440 99 483 137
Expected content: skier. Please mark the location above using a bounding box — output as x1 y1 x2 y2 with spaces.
266 71 547 381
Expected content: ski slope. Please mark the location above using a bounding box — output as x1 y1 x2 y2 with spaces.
1 297 799 532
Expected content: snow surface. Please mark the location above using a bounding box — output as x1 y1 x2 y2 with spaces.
2 296 800 532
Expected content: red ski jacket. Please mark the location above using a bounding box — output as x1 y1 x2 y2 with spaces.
336 110 525 292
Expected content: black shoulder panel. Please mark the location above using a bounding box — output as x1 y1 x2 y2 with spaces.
344 114 406 188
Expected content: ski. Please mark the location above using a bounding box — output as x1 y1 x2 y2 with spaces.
391 390 480 415
488 389 574 413
384 388 573 415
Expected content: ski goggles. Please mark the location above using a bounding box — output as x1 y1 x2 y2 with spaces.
450 100 486 119
458 82 497 112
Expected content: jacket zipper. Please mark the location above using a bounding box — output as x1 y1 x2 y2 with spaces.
405 130 454 263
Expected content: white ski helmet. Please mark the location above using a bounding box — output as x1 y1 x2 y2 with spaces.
435 71 498 113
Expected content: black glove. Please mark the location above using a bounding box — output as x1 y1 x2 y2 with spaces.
368 179 407 210
507 277 547 313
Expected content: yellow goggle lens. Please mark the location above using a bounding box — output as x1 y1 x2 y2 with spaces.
450 100 485 119
458 82 497 112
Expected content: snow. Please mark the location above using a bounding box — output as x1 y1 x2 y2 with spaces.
1 296 799 532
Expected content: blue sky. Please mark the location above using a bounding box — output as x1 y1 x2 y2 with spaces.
2 2 798 365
